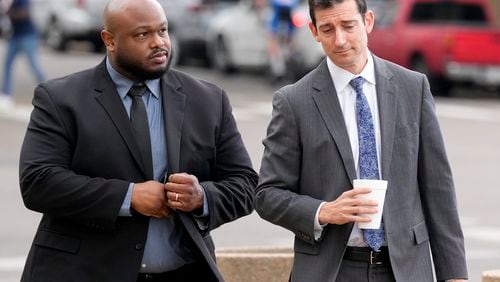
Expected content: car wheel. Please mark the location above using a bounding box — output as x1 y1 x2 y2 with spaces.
411 55 451 97
91 38 104 53
46 20 67 51
169 33 180 67
213 36 234 73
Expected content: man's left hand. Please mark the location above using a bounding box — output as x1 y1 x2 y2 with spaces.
165 173 204 212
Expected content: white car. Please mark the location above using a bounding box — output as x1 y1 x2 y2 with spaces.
206 0 324 76
30 0 107 52
158 0 239 65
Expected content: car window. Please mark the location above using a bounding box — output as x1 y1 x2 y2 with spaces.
409 2 487 26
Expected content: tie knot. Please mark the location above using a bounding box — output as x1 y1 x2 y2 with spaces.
350 76 364 94
127 83 147 98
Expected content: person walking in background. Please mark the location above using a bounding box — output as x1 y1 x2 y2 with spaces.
267 0 299 83
18 0 257 281
255 0 467 281
1 0 45 109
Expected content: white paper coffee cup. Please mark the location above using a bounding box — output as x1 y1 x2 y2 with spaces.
353 179 388 229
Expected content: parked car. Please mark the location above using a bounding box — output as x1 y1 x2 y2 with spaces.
206 0 323 76
158 0 239 65
30 0 106 52
206 0 270 72
368 0 500 95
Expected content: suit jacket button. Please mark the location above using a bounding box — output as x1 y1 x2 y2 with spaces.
135 243 143 251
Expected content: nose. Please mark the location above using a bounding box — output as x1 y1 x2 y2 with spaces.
150 32 169 49
335 30 347 47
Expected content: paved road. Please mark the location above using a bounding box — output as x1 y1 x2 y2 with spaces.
1 42 499 281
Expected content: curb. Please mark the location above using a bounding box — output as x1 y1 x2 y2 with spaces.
483 270 500 282
216 247 293 282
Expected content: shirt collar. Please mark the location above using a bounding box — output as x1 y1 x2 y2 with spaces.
105 57 161 100
326 49 376 95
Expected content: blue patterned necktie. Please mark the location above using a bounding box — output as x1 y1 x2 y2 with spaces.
350 76 385 251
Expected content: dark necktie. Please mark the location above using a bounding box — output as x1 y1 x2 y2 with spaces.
127 83 153 179
350 76 385 251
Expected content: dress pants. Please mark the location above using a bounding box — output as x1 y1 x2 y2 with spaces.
336 259 396 282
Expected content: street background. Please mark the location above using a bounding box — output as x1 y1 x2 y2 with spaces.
0 41 499 281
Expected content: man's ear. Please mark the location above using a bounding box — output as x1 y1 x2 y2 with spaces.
364 10 375 34
101 30 115 51
308 21 320 42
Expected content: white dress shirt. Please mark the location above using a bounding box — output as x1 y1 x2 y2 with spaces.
314 51 382 247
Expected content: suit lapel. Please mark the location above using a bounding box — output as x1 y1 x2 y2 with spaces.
179 213 223 280
311 61 357 183
93 61 148 178
161 72 186 174
161 74 222 279
373 55 397 181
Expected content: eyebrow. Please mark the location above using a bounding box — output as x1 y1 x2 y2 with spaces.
342 20 358 25
318 19 358 29
132 21 168 31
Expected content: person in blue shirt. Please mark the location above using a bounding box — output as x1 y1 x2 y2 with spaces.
269 0 300 38
1 0 45 109
18 0 257 281
267 0 300 83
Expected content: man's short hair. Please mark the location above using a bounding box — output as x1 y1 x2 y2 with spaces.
308 0 368 26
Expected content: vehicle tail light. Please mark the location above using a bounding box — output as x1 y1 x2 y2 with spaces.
292 12 308 28
76 0 85 9
188 3 205 13
443 33 455 54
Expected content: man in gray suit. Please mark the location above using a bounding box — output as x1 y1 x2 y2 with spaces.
255 0 467 281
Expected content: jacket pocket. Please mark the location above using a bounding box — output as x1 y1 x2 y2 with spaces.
33 229 80 254
413 221 429 245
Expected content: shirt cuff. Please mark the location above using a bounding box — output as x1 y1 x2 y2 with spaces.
193 186 209 230
314 202 327 240
118 183 134 216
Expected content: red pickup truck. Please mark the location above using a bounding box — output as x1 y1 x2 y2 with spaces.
368 0 500 96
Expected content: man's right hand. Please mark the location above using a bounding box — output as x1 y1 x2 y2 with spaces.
131 181 172 218
318 188 378 225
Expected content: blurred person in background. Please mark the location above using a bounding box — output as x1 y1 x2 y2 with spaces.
0 0 45 109
0 0 12 38
255 0 467 281
18 0 257 281
267 0 299 83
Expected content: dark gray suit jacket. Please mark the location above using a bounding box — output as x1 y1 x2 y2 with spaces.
19 60 257 281
255 55 467 281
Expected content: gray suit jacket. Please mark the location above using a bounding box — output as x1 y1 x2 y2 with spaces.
255 55 467 281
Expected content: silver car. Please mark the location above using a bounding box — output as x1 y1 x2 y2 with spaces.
206 0 324 77
158 0 239 65
30 0 106 52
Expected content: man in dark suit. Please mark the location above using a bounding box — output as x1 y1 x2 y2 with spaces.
18 0 257 281
255 0 467 281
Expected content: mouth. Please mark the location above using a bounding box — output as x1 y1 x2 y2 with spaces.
149 50 168 64
335 49 350 55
